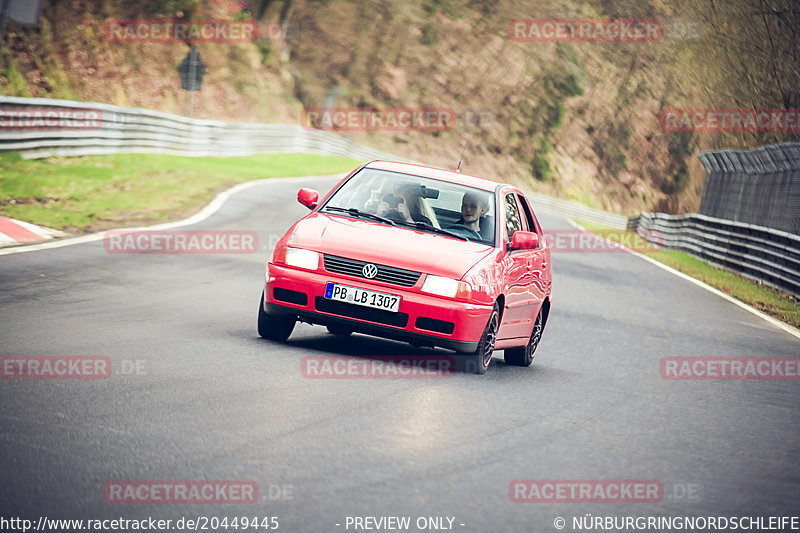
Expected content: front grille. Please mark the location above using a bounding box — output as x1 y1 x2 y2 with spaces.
415 317 455 335
323 254 421 287
273 288 308 306
315 297 409 327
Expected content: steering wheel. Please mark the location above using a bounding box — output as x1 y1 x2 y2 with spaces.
447 224 482 240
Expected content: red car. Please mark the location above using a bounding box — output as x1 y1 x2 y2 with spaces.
258 161 552 373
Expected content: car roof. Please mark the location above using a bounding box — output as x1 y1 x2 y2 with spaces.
365 160 503 192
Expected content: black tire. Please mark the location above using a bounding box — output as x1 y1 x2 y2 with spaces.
458 303 500 374
326 324 353 336
504 309 543 367
257 291 296 341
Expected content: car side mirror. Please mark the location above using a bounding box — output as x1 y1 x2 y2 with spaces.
508 231 539 251
297 188 319 209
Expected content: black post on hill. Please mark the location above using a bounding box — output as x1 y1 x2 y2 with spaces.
0 0 43 55
177 46 206 117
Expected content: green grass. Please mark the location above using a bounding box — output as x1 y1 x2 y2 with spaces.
0 152 361 232
574 220 800 329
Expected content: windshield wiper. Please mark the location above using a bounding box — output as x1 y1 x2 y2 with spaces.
324 206 396 226
397 220 468 241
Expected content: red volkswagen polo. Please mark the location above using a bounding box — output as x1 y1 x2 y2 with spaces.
258 161 552 374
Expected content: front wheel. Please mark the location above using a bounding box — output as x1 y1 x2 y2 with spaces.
459 303 499 374
504 308 543 367
257 291 296 341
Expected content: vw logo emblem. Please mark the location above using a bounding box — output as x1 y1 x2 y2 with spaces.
362 264 378 279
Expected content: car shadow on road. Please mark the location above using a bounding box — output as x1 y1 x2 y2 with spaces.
245 327 561 378
285 330 442 357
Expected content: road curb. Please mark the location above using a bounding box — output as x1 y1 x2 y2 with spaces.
0 216 66 248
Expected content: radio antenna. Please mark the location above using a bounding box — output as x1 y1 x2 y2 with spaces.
456 141 467 172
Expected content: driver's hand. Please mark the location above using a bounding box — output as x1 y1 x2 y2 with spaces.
376 201 390 216
397 202 412 222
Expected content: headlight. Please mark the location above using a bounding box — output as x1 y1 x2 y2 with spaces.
274 246 320 270
421 275 472 299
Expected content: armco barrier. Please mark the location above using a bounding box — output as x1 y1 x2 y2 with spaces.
698 143 800 174
632 212 800 298
0 96 406 162
697 143 800 234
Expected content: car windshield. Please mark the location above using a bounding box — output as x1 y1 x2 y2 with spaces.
321 168 496 246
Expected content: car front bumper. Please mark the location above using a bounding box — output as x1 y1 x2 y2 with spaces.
264 263 493 353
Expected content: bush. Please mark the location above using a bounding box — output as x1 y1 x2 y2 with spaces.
662 161 690 194
422 0 459 17
532 138 554 181
555 74 584 98
419 23 438 46
0 49 32 97
544 101 565 130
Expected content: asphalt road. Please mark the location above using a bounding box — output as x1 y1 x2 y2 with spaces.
1 176 799 532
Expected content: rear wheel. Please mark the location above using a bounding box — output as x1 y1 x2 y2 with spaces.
504 309 543 367
459 303 499 374
257 291 296 341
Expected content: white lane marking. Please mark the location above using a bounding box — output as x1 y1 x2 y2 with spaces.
567 219 800 341
0 174 345 256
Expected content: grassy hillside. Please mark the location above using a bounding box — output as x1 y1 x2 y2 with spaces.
0 152 359 232
2 0 798 215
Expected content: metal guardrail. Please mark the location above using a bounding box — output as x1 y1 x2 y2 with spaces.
631 212 800 298
697 143 800 174
0 95 406 162
697 143 800 234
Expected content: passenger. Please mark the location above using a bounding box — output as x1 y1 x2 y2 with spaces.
452 192 491 239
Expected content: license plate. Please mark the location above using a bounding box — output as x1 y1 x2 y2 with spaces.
324 283 401 312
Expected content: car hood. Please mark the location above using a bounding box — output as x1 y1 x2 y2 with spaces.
288 212 494 279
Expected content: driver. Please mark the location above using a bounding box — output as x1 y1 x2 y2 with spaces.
376 182 433 225
452 192 490 238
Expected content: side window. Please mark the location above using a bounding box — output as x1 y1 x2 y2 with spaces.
517 194 537 233
505 193 522 241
